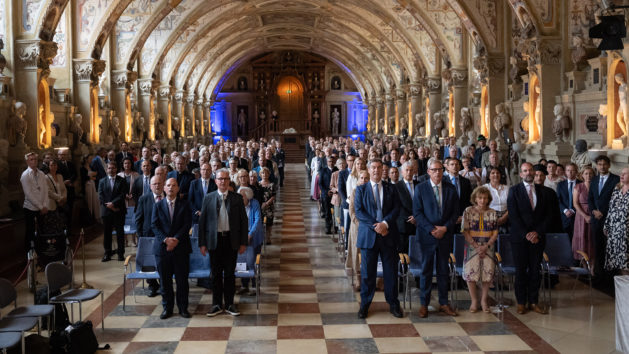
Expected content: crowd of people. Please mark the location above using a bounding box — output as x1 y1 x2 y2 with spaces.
20 138 286 319
18 131 629 320
307 134 629 318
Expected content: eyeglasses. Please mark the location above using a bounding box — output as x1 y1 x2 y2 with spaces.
216 177 229 181
429 168 443 172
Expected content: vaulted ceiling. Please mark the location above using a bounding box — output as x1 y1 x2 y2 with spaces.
32 0 515 100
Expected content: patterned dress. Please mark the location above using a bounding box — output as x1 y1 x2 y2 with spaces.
461 206 498 282
604 187 629 271
260 181 277 226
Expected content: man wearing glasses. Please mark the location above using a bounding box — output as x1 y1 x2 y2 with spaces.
198 169 248 317
413 158 459 318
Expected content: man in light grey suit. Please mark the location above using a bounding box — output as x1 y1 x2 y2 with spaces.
198 168 248 317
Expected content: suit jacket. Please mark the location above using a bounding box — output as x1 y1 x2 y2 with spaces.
188 178 218 223
238 158 249 171
167 170 194 199
319 166 337 195
187 160 200 172
134 159 158 175
97 175 128 218
542 184 564 233
132 174 153 206
417 158 429 176
198 190 248 251
151 197 192 255
588 173 620 230
274 149 285 168
395 179 418 235
473 146 489 168
135 192 162 237
57 160 77 185
557 179 581 229
412 180 460 246
507 183 549 243
354 181 400 249
444 174 472 216
247 199 264 248
90 156 107 182
337 168 351 209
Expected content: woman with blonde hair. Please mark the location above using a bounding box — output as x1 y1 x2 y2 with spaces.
346 170 370 290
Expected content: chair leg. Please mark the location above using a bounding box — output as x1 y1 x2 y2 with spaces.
123 277 127 310
101 292 105 331
78 301 82 321
21 332 25 354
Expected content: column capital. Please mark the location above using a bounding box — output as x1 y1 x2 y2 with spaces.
158 84 172 99
395 89 406 100
376 96 385 105
174 90 185 102
186 93 196 104
73 58 106 87
203 99 212 108
137 78 155 96
425 77 441 93
16 39 58 73
112 70 138 90
408 83 421 97
450 68 468 88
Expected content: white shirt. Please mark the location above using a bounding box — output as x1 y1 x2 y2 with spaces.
45 173 67 211
21 167 48 211
523 181 537 208
368 180 388 227
484 183 508 212
345 175 358 205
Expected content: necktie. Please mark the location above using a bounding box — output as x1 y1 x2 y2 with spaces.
110 178 115 191
203 180 207 195
433 185 441 209
568 181 573 210
599 176 605 194
527 184 535 210
168 200 174 221
155 195 162 203
374 183 383 221
407 181 413 197
451 176 459 196
144 176 150 195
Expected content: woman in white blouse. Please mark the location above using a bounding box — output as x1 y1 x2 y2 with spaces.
460 156 481 188
483 167 509 231
310 148 322 200
117 157 139 208
45 159 68 233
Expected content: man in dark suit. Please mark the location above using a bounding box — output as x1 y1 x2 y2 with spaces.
556 163 581 240
91 148 108 182
167 156 194 200
444 158 472 227
507 162 550 315
187 148 200 172
134 147 158 174
198 169 248 317
588 155 620 280
189 163 217 225
134 176 164 297
132 160 153 206
98 161 128 262
533 165 563 233
151 178 192 319
319 155 338 234
115 142 133 171
473 135 489 168
338 155 354 247
274 142 286 187
354 158 402 319
395 161 418 254
413 158 459 318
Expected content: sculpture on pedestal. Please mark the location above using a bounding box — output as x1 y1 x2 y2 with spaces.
70 113 84 148
414 113 425 137
433 112 447 138
332 108 340 135
196 118 201 135
237 109 247 136
8 101 27 147
136 115 146 142
615 73 628 138
388 116 395 135
516 101 530 143
38 105 48 148
459 107 473 139
533 85 542 142
571 35 587 71
494 103 511 139
598 104 608 136
571 139 592 171
552 104 571 142
185 117 192 136
400 115 408 137
172 116 181 140
111 116 121 144
378 116 384 134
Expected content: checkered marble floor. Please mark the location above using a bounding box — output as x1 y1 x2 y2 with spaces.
77 164 587 353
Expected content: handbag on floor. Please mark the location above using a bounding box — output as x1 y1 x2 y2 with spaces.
51 321 100 354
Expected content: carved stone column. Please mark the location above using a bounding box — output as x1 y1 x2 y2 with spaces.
409 84 422 136
482 56 506 141
184 93 195 137
395 89 406 135
195 98 204 137
385 93 395 135
173 90 185 135
203 99 211 137
14 40 58 148
156 84 172 140
426 77 442 137
376 96 385 134
530 38 562 146
451 68 468 139
111 70 137 143
367 98 376 133
72 58 105 144
137 78 153 140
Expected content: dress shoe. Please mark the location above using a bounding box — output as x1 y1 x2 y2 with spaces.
516 304 528 314
236 287 249 295
179 310 191 318
418 305 428 318
206 305 223 317
147 288 159 298
117 254 125 261
390 305 403 318
357 306 368 319
101 254 111 262
225 304 241 316
438 304 457 316
160 310 173 319
529 304 547 314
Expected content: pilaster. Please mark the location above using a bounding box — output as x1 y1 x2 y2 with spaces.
72 58 105 144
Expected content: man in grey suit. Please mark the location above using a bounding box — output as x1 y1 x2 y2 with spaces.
198 168 248 317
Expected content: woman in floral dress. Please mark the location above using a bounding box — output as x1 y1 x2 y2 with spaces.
604 167 629 274
259 167 277 246
461 186 498 313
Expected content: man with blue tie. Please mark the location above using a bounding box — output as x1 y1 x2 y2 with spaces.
167 156 194 200
134 175 165 297
98 162 128 262
556 163 581 241
413 158 459 318
132 160 153 206
395 161 418 254
189 163 218 225
588 155 620 281
152 178 192 319
354 158 402 319
444 158 472 227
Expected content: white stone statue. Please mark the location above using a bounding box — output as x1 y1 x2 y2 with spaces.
571 139 592 171
414 113 425 137
71 113 84 146
111 116 121 143
433 112 447 138
494 103 511 137
552 104 571 142
400 115 408 135
172 116 180 138
137 115 145 141
459 107 473 136
378 116 384 133
8 101 27 147
259 110 266 121
616 73 628 138
332 108 341 135
533 85 542 142
388 116 395 135
185 117 192 136
237 109 247 135
516 101 530 143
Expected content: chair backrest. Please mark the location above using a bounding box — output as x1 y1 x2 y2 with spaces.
544 233 573 267
45 262 72 293
497 234 515 267
408 236 422 270
136 237 157 272
453 234 465 268
0 278 16 309
189 236 210 273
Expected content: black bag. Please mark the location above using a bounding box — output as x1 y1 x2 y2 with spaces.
35 286 70 331
35 228 67 267
7 334 50 354
66 321 99 354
